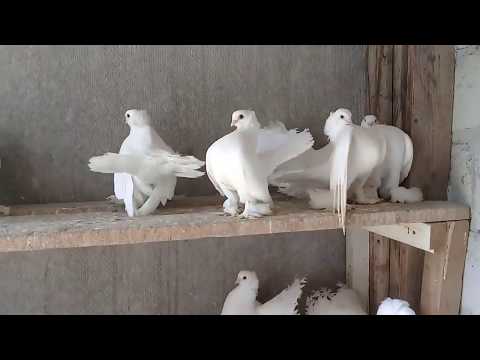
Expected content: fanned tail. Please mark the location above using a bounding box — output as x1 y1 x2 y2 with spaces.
257 277 307 315
165 153 205 178
88 152 205 180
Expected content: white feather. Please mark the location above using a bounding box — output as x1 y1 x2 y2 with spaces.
390 186 423 203
376 297 416 315
306 283 367 315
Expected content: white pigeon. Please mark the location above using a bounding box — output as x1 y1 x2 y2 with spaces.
376 297 416 315
221 270 306 315
305 283 368 315
270 109 388 233
324 109 389 232
89 109 205 217
271 113 423 223
206 110 314 218
361 114 377 128
306 283 416 315
358 115 421 202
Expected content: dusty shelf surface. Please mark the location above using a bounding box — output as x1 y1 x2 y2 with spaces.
0 196 470 253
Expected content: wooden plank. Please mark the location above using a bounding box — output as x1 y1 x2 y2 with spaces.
364 223 434 253
0 197 470 253
346 227 369 312
389 241 425 313
369 232 390 314
420 220 470 314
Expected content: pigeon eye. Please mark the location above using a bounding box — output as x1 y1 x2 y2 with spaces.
340 115 344 119
127 114 130 118
243 276 247 280
239 114 244 119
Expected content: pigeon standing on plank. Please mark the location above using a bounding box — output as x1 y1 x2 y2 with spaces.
206 110 314 218
89 109 205 217
221 270 306 315
360 115 423 203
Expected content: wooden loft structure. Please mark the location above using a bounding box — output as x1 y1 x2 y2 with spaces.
0 195 471 315
0 45 466 315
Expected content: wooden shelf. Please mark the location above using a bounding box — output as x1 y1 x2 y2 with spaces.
0 196 470 253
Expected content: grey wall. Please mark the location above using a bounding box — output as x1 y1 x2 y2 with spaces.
0 231 345 314
0 45 367 204
0 46 368 314
449 45 480 314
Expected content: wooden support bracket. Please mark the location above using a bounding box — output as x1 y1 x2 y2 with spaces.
364 222 444 253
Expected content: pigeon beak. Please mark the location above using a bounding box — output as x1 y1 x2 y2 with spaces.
231 119 237 127
235 278 240 285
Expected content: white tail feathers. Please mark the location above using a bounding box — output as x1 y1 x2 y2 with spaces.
165 153 206 178
329 127 353 234
390 186 423 203
263 128 314 173
400 134 414 183
88 152 205 182
307 189 333 209
376 297 416 315
257 277 307 315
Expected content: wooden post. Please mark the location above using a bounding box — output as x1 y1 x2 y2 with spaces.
367 45 457 314
366 45 394 314
420 220 470 314
388 45 456 313
369 232 390 313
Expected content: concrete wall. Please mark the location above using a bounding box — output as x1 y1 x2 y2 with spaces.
0 46 368 313
449 45 480 314
0 230 345 314
0 45 367 205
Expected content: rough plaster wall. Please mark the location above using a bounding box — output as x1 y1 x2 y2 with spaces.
0 45 367 313
0 45 367 205
449 45 480 314
0 230 345 314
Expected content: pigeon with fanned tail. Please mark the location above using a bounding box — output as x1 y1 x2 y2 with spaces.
88 109 205 217
306 283 368 315
206 110 314 219
221 270 306 315
306 283 415 315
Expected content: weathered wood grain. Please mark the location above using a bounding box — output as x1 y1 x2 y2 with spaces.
420 220 470 314
0 196 470 253
369 232 390 313
366 45 394 313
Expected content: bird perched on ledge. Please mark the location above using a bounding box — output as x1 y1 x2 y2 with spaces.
206 109 314 219
221 270 306 315
89 109 205 217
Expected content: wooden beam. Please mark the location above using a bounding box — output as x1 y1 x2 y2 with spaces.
366 45 394 314
369 232 390 314
0 198 469 253
420 220 470 314
364 222 448 253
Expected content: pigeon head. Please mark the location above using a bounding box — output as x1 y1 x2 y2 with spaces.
235 270 259 290
361 115 377 128
324 108 353 141
231 110 260 130
125 109 152 128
